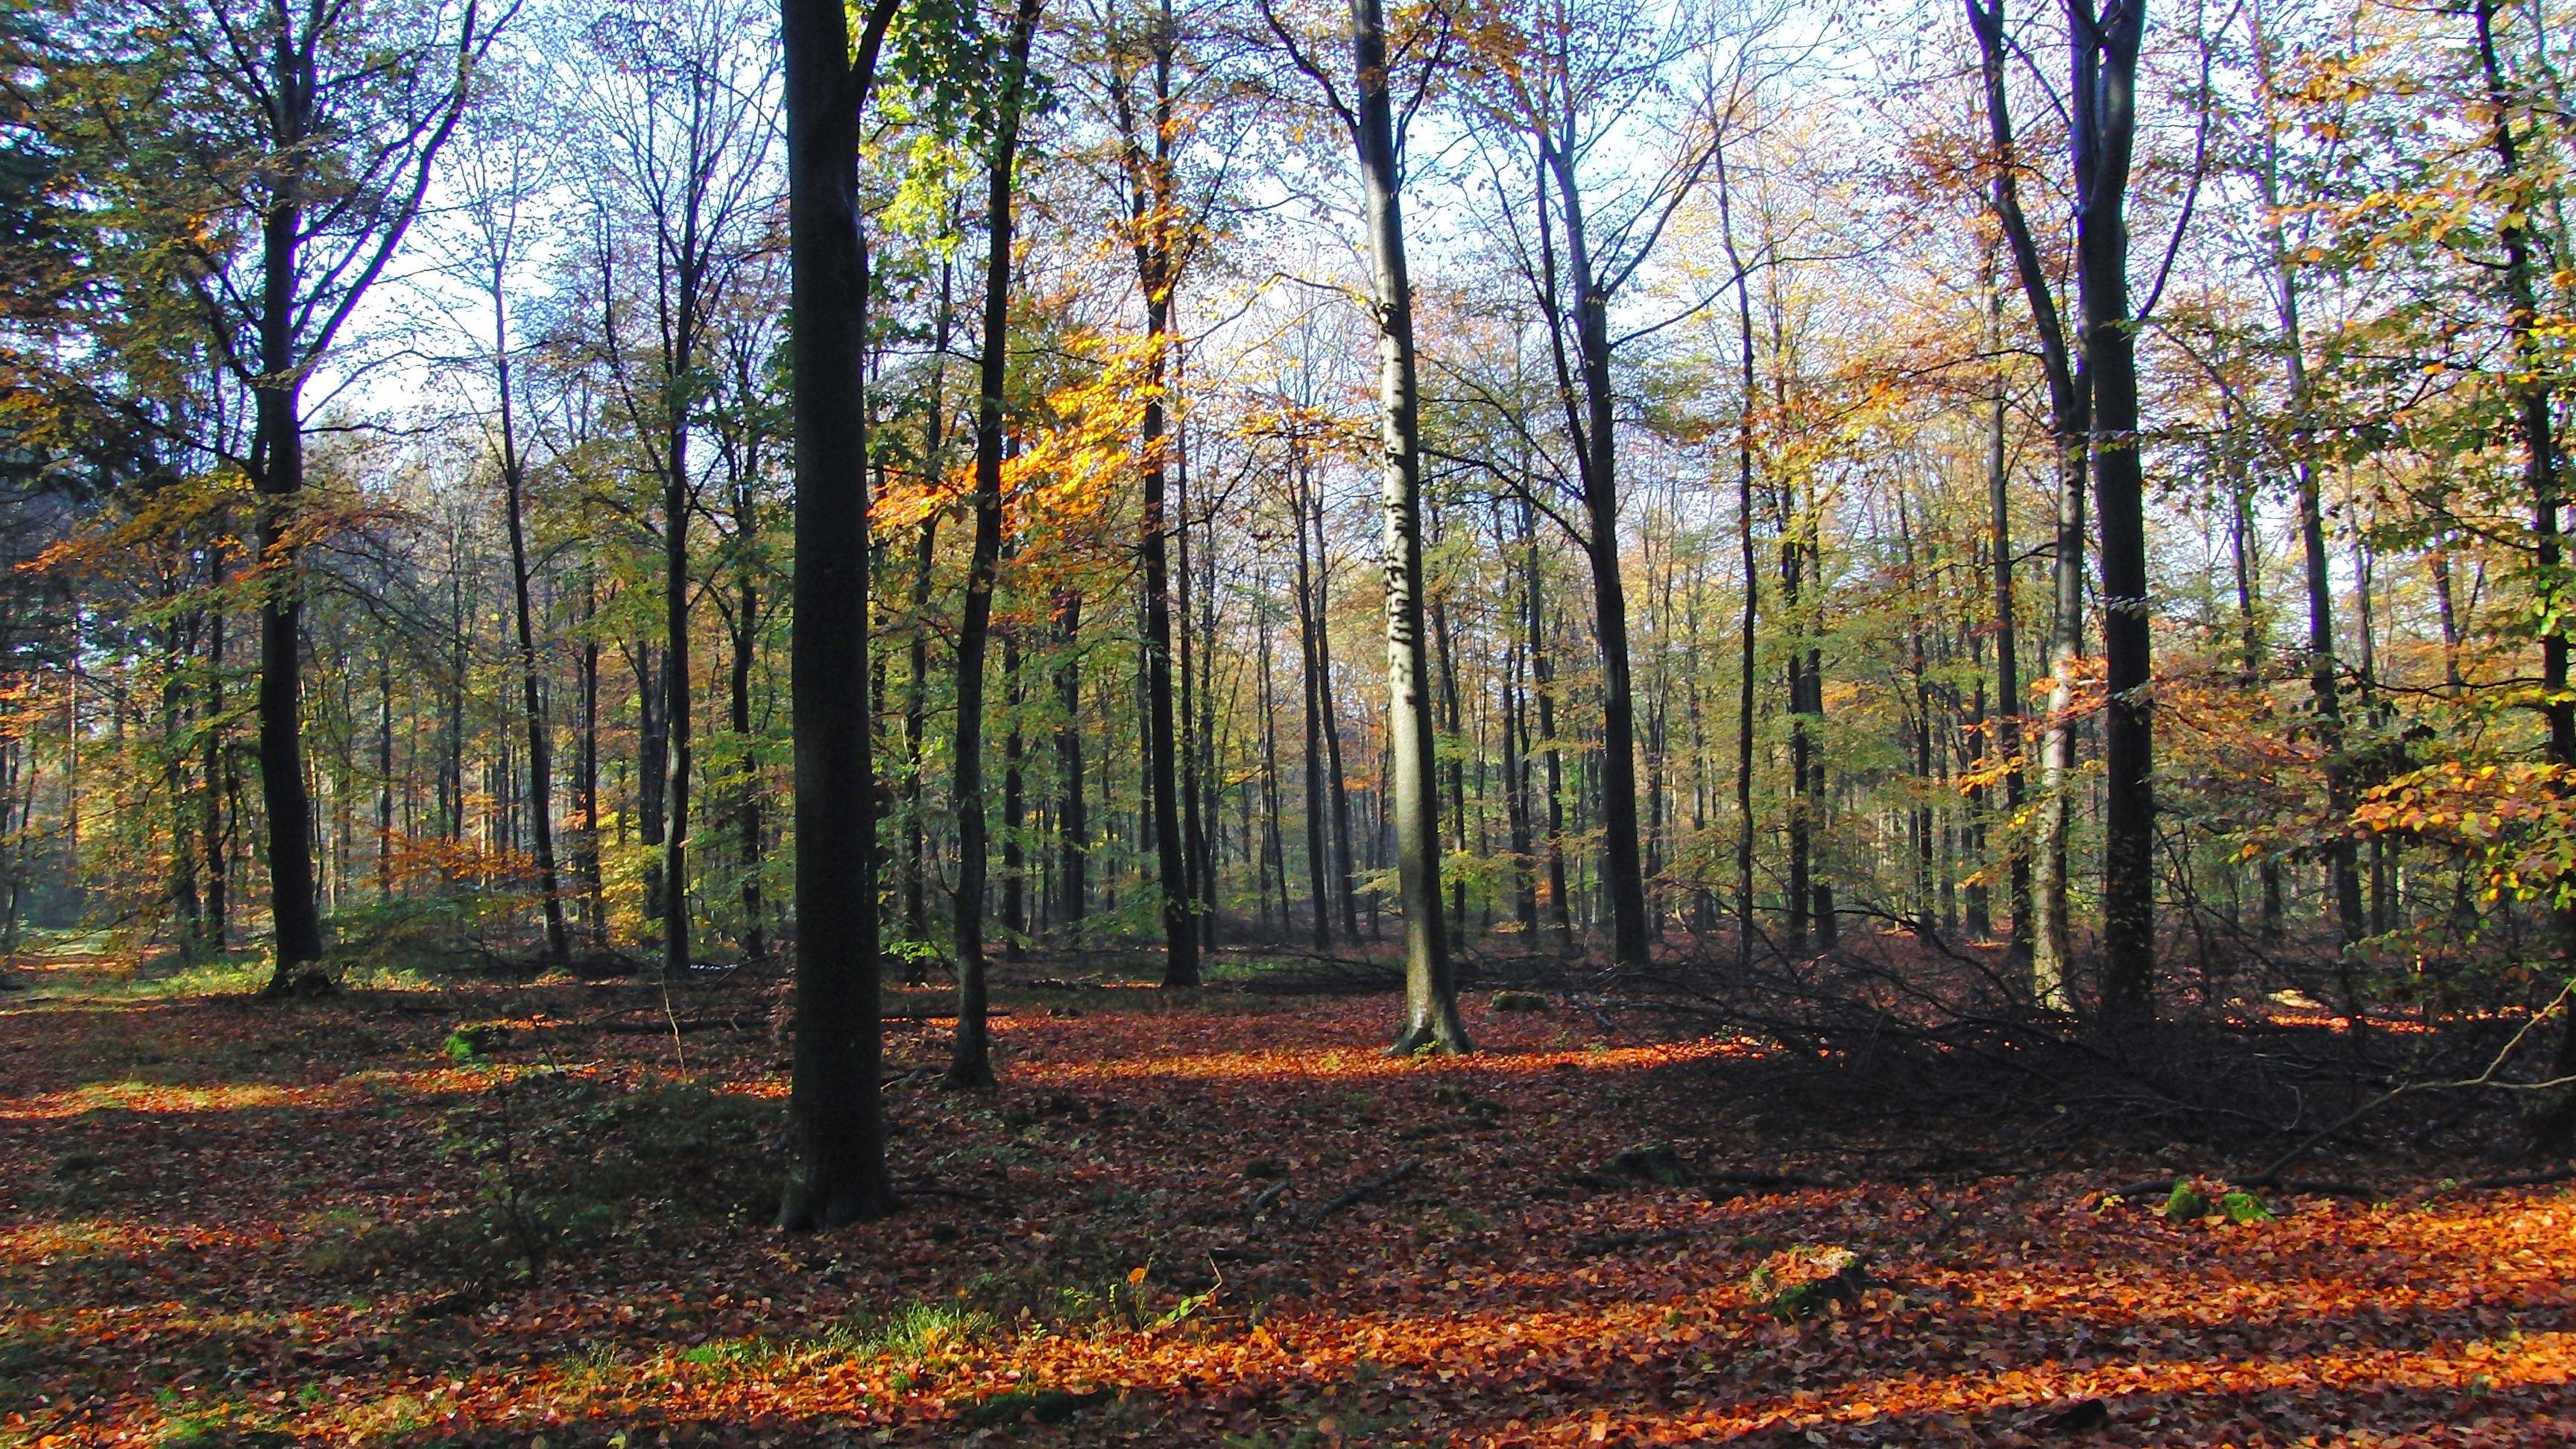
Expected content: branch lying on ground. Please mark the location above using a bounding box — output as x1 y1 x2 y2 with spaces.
1299 1158 1421 1227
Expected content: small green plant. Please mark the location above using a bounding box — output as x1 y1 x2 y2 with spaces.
2217 1189 2276 1225
2162 1180 2212 1220
441 1022 510 1062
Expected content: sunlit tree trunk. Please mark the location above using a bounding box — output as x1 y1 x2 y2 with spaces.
1345 0 1466 1049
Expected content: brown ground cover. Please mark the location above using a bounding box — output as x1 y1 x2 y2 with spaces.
2 955 2572 1448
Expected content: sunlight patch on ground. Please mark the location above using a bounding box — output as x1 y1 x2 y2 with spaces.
1031 1035 1760 1083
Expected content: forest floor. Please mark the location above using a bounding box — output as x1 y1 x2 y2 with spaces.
2 941 2574 1448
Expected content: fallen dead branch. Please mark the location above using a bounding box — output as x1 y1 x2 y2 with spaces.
1299 1158 1421 1226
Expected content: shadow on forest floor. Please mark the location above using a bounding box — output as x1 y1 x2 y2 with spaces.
1 941 2572 1447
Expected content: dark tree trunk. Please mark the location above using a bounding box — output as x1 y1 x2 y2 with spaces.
1003 615 1026 962
904 259 952 951
2073 0 2154 1021
202 570 229 949
580 575 604 946
947 0 1041 1089
496 289 568 965
903 512 939 950
253 194 324 992
1053 590 1087 932
1539 157 1650 969
1986 253 2030 956
1970 0 2086 1004
1310 489 1360 944
1717 136 1759 967
1293 452 1334 950
777 0 897 1229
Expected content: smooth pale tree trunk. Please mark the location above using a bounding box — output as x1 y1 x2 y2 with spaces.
777 0 897 1228
2073 0 2155 1022
1345 0 1466 1050
947 0 1043 1090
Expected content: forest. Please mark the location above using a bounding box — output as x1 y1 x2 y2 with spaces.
4 0 2576 1442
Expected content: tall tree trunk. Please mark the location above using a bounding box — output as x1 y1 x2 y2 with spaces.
1782 488 1810 955
202 565 229 949
1986 251 2031 956
1114 5 1199 988
1434 596 1468 953
1140 318 1194 988
580 575 604 946
1003 610 1026 962
2074 0 2154 1021
1310 488 1360 943
376 643 394 902
1258 581 1288 935
1971 0 2086 1006
777 0 897 1229
1346 0 1466 1048
662 415 693 982
1540 135 1652 970
1717 134 1760 968
2250 0 2360 944
1498 531 1536 933
2474 0 2576 1145
730 590 764 960
903 512 939 950
904 258 953 950
1053 590 1087 932
254 178 324 992
1525 498 1570 944
495 285 568 965
1293 452 1334 950
947 0 1041 1089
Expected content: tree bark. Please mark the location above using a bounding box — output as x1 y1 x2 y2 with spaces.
947 0 1042 1089
495 280 568 965
1053 590 1087 932
1970 0 2086 1006
1346 0 1466 1049
1540 136 1652 970
777 0 897 1228
2073 0 2154 1022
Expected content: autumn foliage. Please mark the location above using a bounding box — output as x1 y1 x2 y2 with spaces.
5 959 2574 1449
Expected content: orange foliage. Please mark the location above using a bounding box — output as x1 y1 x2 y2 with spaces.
1 980 2571 1448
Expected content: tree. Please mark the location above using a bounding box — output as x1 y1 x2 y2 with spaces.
54 0 509 990
946 0 1046 1090
777 0 903 1230
1261 0 1469 1049
571 0 779 982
